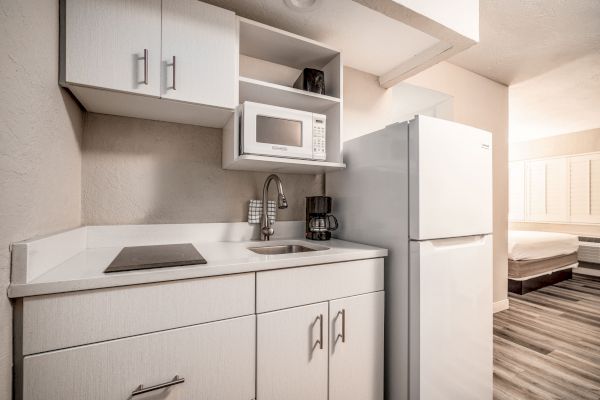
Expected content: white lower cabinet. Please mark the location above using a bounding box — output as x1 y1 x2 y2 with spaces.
257 291 385 400
257 302 329 400
22 315 255 400
329 292 385 400
16 258 385 400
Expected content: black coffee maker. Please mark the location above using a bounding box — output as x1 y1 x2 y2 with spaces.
305 196 338 240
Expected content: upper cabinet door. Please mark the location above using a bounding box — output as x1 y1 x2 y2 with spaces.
257 303 329 400
161 0 237 108
329 292 384 400
62 0 161 96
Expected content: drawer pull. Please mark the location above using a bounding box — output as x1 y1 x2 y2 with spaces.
314 314 324 350
171 55 177 90
337 309 346 343
142 49 149 85
132 375 185 397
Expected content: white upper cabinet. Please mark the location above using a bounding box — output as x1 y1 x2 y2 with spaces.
161 0 237 108
60 0 238 127
61 0 162 96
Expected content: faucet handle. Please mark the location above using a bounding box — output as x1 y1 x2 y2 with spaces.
262 226 274 237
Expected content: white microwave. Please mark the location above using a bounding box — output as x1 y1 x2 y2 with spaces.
240 101 326 161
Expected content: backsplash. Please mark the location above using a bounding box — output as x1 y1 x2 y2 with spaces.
82 113 323 225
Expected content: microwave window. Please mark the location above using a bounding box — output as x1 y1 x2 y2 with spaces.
256 116 302 147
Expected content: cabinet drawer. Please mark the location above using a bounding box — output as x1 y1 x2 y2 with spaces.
20 273 254 355
256 258 384 313
21 315 256 400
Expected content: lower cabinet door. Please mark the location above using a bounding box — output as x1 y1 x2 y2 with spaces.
22 315 255 400
257 302 329 400
329 292 385 400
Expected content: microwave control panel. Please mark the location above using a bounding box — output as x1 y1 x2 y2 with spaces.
312 115 327 160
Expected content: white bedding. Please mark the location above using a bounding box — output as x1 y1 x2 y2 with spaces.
508 231 579 261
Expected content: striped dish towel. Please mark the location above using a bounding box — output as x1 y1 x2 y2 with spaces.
248 200 276 224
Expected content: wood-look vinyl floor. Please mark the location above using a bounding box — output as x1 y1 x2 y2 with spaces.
494 274 600 400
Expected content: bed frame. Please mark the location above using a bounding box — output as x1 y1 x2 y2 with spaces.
508 264 577 295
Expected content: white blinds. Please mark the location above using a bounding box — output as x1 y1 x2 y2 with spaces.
510 152 600 224
591 158 600 220
570 157 590 221
545 158 568 221
508 161 525 221
527 160 547 220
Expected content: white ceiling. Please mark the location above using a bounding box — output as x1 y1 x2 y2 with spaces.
449 0 600 85
509 51 600 142
202 0 440 76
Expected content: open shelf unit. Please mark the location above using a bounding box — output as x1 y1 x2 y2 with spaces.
226 154 346 174
238 76 340 114
223 17 344 174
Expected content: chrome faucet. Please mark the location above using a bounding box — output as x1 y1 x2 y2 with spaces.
261 174 288 240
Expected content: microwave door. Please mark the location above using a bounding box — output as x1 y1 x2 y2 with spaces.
242 105 313 159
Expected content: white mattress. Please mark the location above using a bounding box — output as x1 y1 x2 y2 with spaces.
508 231 579 261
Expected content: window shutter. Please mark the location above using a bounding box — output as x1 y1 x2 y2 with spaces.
590 157 600 222
527 160 546 221
509 161 526 221
569 156 590 222
544 158 568 221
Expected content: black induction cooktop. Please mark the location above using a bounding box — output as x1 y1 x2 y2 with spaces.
104 243 207 273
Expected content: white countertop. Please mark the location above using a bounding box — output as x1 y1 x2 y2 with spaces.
8 223 387 298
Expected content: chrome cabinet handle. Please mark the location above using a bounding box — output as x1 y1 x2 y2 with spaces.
172 56 176 90
143 49 148 85
337 309 346 343
131 375 184 397
315 314 324 350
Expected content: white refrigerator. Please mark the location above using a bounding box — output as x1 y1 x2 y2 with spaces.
326 115 493 400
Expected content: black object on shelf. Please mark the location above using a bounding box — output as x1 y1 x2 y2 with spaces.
104 243 206 273
293 68 325 95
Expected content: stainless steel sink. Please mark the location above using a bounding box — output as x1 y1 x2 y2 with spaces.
248 244 328 255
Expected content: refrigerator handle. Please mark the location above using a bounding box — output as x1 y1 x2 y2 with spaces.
428 235 488 249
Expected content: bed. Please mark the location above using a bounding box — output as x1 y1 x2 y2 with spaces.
508 231 579 294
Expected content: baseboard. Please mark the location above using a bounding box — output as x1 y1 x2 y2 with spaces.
493 299 509 313
575 267 600 277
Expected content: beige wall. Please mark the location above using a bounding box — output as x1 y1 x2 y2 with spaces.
343 63 510 304
510 128 600 236
83 113 323 225
0 1 84 398
510 127 600 161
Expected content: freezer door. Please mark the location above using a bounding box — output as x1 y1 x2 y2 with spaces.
409 115 492 240
409 235 493 400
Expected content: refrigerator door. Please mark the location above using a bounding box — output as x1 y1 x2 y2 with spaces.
409 234 493 400
409 115 492 240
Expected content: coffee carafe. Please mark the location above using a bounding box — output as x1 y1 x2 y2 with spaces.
305 196 338 240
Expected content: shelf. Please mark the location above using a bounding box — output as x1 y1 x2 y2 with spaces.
224 154 345 174
239 76 340 113
225 17 344 174
239 17 339 70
